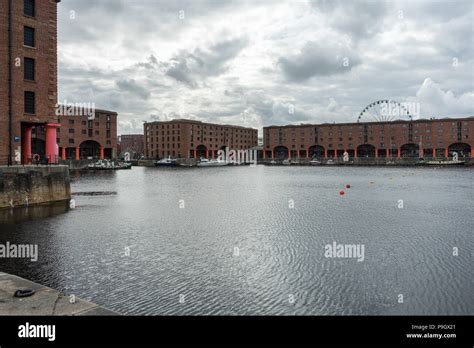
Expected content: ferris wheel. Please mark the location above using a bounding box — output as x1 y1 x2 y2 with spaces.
357 100 412 123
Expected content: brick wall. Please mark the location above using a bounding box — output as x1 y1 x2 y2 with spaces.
144 120 258 159
263 118 474 158
0 0 59 164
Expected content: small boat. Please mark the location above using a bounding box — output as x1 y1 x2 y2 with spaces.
154 156 178 167
290 160 299 165
326 159 335 165
88 160 132 170
310 159 321 166
197 158 228 167
425 159 465 166
282 159 291 165
269 160 277 165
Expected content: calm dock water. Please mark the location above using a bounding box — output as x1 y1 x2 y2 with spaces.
1 166 473 315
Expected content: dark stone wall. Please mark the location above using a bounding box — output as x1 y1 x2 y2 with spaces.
0 165 70 209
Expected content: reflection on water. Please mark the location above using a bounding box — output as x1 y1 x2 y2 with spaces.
0 166 473 315
0 202 70 225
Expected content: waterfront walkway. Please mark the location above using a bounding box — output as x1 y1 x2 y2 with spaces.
0 272 117 315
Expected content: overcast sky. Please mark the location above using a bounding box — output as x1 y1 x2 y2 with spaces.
57 0 474 135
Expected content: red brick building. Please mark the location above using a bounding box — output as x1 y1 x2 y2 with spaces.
0 0 60 165
144 119 258 159
263 117 474 160
30 108 118 160
118 134 144 158
57 108 118 160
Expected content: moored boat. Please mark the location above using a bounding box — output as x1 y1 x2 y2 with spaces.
88 160 132 170
197 158 228 167
154 156 178 167
425 159 465 166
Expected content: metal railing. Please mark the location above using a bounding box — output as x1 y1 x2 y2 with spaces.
0 155 60 167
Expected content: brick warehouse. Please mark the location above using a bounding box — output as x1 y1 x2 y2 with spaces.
263 117 474 160
0 0 60 165
32 108 118 160
144 119 258 159
118 134 144 158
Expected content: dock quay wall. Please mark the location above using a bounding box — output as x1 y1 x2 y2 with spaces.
0 166 71 210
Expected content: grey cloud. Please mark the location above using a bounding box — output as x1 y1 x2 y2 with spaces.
310 0 388 41
57 0 473 135
165 37 249 86
116 79 151 100
279 41 361 82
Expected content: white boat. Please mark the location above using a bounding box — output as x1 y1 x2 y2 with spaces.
154 156 178 167
197 158 228 167
310 159 321 166
282 159 291 165
88 160 131 170
326 159 335 165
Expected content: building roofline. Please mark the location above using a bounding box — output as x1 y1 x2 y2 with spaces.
144 118 258 131
57 105 118 116
263 116 474 129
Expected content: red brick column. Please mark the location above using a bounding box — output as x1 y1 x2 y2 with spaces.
76 147 80 160
397 148 401 158
445 148 449 158
45 124 60 164
61 147 66 161
100 147 105 160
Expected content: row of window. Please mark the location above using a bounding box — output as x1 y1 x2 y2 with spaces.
147 125 255 133
67 120 111 129
66 139 112 145
23 1 36 115
268 122 470 133
64 129 112 137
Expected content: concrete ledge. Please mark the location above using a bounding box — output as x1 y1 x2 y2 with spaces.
0 273 118 316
